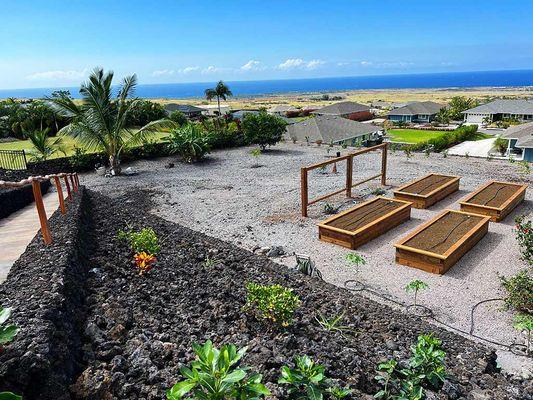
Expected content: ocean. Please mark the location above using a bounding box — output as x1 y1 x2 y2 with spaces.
1 69 533 100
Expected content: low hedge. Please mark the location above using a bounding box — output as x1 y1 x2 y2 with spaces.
409 125 479 152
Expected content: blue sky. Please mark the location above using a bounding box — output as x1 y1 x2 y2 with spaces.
0 0 532 89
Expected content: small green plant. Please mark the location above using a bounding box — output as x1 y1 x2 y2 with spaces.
405 280 429 307
370 187 386 196
517 161 531 179
345 253 366 267
0 307 19 347
203 256 217 268
279 355 352 399
341 143 347 149
403 147 412 160
318 165 327 174
250 148 262 167
442 149 448 158
305 136 310 146
166 341 269 399
295 255 323 279
464 151 470 159
509 154 515 164
245 283 300 327
118 227 160 255
494 136 508 156
166 124 211 162
375 334 446 400
69 146 94 169
323 202 339 214
0 393 22 400
500 269 532 314
315 311 354 338
514 215 532 265
513 314 533 354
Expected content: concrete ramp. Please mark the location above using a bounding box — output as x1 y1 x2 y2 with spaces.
0 191 59 282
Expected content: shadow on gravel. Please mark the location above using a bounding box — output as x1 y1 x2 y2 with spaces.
261 148 306 157
501 199 533 226
426 189 470 211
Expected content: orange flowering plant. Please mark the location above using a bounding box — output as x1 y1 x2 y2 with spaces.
134 251 157 275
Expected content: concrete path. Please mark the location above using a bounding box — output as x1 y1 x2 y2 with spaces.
448 138 496 158
0 190 59 283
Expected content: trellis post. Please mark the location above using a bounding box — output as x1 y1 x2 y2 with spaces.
31 180 52 245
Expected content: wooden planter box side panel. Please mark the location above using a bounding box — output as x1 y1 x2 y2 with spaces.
393 174 460 209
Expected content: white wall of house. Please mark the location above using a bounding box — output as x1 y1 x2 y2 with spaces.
198 105 231 116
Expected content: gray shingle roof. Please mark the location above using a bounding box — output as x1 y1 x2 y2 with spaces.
501 121 533 148
286 115 379 143
268 105 298 113
164 104 204 113
387 101 444 116
462 99 533 115
312 101 370 115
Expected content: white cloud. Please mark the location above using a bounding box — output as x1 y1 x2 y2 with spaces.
152 69 174 77
26 69 88 81
240 60 262 71
179 66 200 74
337 62 350 66
360 61 373 66
359 60 413 68
278 58 325 70
306 59 325 70
202 65 221 74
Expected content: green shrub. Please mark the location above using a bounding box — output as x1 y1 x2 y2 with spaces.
242 112 287 150
500 269 532 314
245 283 300 327
0 306 19 346
169 110 188 126
0 392 22 400
167 124 211 162
345 253 366 267
118 227 160 255
279 355 352 399
514 314 532 354
494 136 508 156
514 215 533 265
69 146 94 169
167 341 269 399
375 334 446 399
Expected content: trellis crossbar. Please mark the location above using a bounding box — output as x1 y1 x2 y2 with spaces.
300 143 387 217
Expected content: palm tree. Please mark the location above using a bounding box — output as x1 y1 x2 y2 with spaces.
25 128 66 161
204 81 232 116
48 67 173 175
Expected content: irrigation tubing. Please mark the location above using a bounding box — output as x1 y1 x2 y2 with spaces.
479 185 506 206
428 216 470 251
409 176 450 195
343 280 516 351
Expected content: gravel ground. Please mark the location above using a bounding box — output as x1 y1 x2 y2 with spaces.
82 142 533 377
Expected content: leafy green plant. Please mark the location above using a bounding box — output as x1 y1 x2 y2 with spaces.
514 314 532 354
0 393 22 400
405 280 429 307
375 334 446 400
345 253 366 267
242 112 287 150
500 269 532 314
514 215 532 265
166 124 211 162
0 307 19 347
69 146 94 169
517 161 531 179
203 256 217 268
370 187 386 196
494 136 508 156
167 340 269 399
118 227 160 255
403 147 412 160
250 148 262 167
25 128 66 161
245 283 300 327
279 355 352 400
442 149 448 158
315 311 354 337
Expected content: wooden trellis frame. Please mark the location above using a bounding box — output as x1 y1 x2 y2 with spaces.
301 143 388 217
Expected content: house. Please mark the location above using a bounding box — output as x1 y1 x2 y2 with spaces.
197 104 231 116
286 115 382 146
267 105 298 116
312 101 372 121
462 99 533 125
164 104 204 118
500 121 533 161
387 101 444 123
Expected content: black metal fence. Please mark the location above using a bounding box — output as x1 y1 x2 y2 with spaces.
0 149 27 170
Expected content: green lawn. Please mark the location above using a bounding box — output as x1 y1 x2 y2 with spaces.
0 132 169 160
387 129 491 144
386 129 445 144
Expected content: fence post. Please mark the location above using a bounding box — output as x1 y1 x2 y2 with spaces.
31 180 52 245
346 155 353 198
381 143 388 186
301 167 308 217
63 175 72 200
70 174 78 193
22 149 28 170
53 176 66 214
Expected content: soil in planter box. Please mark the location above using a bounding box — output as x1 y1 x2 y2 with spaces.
399 174 455 195
404 212 484 255
327 198 405 231
466 182 521 207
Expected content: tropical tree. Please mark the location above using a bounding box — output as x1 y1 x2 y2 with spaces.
48 67 173 175
435 108 451 125
242 112 287 150
25 128 66 161
448 96 478 121
204 80 232 116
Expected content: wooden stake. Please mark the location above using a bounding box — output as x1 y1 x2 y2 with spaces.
301 168 308 217
346 155 353 198
63 175 72 200
381 142 388 186
70 174 78 193
31 180 52 245
53 176 66 214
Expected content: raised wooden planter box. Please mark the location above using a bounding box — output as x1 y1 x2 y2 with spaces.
459 181 528 222
394 210 490 274
318 197 412 249
393 173 460 209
